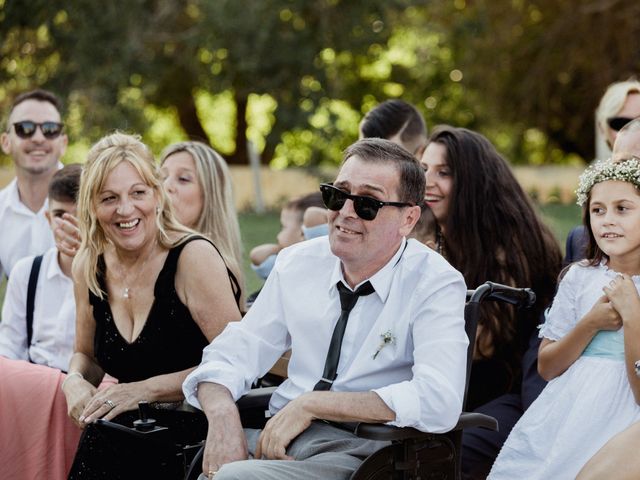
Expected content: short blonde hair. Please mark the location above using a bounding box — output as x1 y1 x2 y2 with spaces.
595 79 640 155
161 141 245 308
77 132 193 298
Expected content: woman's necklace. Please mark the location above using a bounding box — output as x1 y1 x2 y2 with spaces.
113 240 158 300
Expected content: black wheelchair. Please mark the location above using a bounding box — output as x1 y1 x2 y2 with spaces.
96 281 535 480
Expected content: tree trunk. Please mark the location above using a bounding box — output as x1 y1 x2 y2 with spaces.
228 92 248 165
176 92 210 145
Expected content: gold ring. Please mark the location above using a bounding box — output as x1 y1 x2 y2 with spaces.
208 471 217 478
104 399 115 409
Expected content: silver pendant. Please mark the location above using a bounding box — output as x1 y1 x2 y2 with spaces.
123 288 130 299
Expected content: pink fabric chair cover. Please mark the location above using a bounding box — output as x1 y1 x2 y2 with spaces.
0 357 116 480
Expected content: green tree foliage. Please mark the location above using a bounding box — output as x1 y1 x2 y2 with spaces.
430 0 640 162
3 1 637 167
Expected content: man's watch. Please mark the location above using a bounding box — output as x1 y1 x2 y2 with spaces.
634 360 640 378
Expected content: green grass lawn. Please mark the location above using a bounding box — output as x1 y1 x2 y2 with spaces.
0 203 581 318
239 210 281 294
537 202 583 254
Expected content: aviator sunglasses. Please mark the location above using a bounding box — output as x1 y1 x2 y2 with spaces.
606 116 637 132
11 121 64 139
320 183 414 221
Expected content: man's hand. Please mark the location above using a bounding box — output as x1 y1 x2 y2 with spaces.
202 406 248 476
198 383 248 476
255 394 314 460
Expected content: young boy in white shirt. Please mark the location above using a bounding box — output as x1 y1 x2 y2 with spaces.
0 163 81 371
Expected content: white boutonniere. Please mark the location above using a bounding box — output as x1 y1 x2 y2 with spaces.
373 330 395 359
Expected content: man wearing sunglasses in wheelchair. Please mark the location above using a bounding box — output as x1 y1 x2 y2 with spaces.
0 89 72 281
183 138 469 479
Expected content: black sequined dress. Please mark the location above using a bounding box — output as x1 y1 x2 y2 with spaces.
68 237 213 479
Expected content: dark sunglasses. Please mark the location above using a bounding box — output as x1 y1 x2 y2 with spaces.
320 183 414 221
11 121 64 139
606 116 635 132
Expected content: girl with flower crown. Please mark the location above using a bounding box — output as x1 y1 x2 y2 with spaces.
488 157 640 479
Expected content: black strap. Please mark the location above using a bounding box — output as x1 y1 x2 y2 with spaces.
177 234 243 310
26 254 44 362
314 281 375 391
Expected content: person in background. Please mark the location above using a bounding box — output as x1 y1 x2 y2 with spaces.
62 132 243 479
0 89 67 280
0 164 86 480
595 78 640 160
160 141 245 309
183 138 468 480
421 126 562 479
301 206 329 240
249 192 325 283
0 163 81 367
359 99 428 159
612 118 640 161
566 79 640 264
408 203 438 250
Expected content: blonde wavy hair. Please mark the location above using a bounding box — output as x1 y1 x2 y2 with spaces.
160 141 245 308
77 132 193 299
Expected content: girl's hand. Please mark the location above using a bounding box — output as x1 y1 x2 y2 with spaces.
583 295 623 332
603 274 640 322
80 382 150 424
62 376 97 428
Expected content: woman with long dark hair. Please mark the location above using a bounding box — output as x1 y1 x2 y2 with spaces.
421 126 562 478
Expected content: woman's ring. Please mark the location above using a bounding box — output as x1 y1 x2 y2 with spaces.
104 399 115 409
208 470 217 478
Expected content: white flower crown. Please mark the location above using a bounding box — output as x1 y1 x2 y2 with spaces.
576 157 640 206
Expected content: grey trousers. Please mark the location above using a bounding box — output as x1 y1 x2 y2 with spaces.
198 421 389 480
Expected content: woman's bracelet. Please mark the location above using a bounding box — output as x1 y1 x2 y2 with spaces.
61 371 84 389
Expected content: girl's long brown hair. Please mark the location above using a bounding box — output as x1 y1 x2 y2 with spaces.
430 126 562 387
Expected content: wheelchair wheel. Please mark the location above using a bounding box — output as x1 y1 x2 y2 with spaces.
350 445 396 480
184 445 204 480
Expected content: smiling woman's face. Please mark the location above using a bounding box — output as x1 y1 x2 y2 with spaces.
421 142 452 226
95 161 158 252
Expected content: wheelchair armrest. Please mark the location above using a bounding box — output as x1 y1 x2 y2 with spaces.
354 423 427 441
453 411 498 431
236 386 277 411
236 386 277 429
354 411 498 441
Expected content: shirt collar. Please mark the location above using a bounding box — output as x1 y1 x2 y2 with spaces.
328 237 407 303
45 249 67 280
6 177 50 216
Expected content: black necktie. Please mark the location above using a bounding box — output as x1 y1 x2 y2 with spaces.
314 281 375 391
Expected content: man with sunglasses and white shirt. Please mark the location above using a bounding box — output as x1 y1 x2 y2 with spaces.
0 89 68 280
184 138 468 480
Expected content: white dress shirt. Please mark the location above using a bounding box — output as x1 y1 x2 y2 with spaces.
0 247 76 371
184 237 468 433
0 178 55 279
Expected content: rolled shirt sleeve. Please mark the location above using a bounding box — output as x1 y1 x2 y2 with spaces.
373 267 468 433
